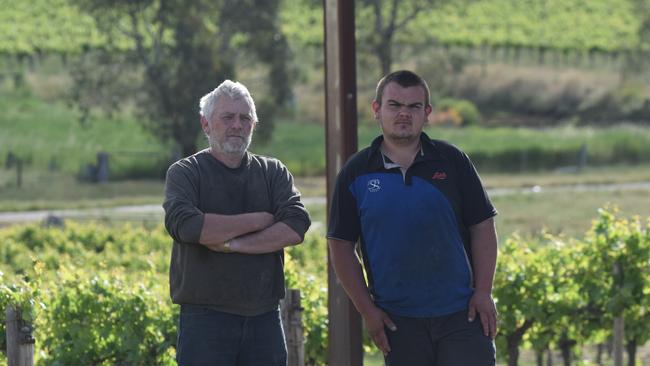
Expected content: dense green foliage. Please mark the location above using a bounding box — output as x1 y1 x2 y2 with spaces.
0 223 329 365
416 0 643 52
493 209 650 365
1 209 649 365
2 0 646 56
0 0 116 55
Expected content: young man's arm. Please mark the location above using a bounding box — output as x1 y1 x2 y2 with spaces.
467 217 498 339
328 239 396 356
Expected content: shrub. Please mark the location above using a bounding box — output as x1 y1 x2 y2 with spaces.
432 98 482 127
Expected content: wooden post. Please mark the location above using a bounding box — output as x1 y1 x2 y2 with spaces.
577 144 588 172
324 0 363 365
16 158 23 188
96 152 109 183
281 289 305 366
612 260 624 366
5 306 34 366
613 316 624 366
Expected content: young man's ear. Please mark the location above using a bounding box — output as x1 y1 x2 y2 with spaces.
371 100 381 119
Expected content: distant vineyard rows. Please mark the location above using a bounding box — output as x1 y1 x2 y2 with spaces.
1 0 646 55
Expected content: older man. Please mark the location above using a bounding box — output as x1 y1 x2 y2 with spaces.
163 80 311 365
328 70 498 365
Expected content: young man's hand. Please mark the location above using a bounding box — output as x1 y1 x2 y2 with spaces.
362 305 397 356
468 291 498 339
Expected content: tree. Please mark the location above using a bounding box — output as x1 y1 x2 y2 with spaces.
71 0 292 157
357 0 474 75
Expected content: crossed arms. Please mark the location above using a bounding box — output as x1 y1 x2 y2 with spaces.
163 159 310 254
198 211 302 254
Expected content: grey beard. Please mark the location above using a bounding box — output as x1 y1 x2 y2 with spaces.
211 134 252 155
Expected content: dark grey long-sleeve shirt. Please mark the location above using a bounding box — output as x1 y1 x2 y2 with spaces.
163 149 311 316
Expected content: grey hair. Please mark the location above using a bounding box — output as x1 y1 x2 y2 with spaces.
199 80 258 122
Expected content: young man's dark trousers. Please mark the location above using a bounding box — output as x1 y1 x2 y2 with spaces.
384 309 496 366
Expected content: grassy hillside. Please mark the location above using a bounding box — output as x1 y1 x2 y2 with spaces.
0 89 169 177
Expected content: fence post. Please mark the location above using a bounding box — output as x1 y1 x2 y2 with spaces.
577 144 588 172
96 152 109 183
281 289 305 366
613 316 624 366
16 158 23 188
5 306 34 366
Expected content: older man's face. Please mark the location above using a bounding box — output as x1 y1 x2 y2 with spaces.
203 95 255 155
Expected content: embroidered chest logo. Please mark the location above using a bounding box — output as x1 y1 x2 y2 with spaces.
432 171 447 180
367 179 381 192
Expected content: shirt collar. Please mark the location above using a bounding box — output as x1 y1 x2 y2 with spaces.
367 132 439 169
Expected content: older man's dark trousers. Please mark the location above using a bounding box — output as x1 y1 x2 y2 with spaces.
384 309 496 366
176 305 287 366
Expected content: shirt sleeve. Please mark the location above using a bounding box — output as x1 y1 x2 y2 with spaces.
270 161 311 240
327 167 360 244
163 161 205 244
457 151 497 226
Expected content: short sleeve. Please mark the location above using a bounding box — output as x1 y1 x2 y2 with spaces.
327 168 361 243
457 151 497 226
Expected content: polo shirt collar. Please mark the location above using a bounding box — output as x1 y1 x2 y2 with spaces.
367 132 440 169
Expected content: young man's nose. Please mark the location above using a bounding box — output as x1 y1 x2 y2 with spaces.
396 107 412 116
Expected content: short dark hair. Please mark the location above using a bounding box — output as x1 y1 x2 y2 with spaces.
374 70 431 107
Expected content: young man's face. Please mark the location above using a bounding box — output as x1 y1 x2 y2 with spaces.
372 82 432 144
201 95 255 155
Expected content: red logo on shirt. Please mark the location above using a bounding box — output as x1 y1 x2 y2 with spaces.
432 171 447 180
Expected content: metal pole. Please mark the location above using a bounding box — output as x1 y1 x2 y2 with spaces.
324 0 362 365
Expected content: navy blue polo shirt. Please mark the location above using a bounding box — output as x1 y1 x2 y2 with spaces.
327 133 497 317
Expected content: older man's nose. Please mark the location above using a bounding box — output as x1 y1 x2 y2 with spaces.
231 116 243 129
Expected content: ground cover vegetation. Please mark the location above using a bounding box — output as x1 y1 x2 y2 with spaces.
0 208 648 365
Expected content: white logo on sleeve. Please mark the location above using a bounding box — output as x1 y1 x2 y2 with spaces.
367 179 381 192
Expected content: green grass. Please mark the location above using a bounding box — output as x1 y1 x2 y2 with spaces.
3 87 650 178
0 89 169 176
253 122 650 175
0 170 163 211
